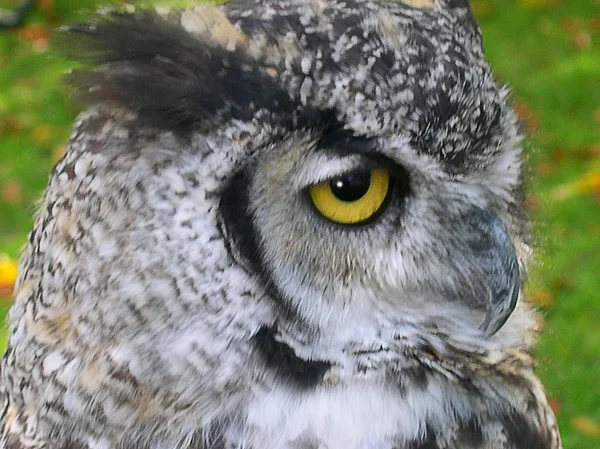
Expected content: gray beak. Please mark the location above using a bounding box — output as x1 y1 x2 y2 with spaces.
463 209 520 336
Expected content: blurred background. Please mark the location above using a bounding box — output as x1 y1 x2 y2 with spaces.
0 0 598 447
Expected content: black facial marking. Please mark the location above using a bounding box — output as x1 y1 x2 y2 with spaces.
402 364 430 391
218 170 263 277
315 116 378 156
500 410 552 449
185 428 226 449
218 169 310 328
455 417 485 447
405 428 438 449
253 326 332 389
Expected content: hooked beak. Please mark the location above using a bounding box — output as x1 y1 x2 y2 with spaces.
464 208 520 336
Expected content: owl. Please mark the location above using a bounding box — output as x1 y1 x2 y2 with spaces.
0 0 561 448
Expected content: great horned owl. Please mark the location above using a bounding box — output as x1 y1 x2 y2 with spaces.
0 0 561 448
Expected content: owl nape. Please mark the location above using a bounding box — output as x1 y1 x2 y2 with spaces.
0 1 560 449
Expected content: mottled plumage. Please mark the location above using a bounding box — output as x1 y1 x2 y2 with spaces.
0 1 560 448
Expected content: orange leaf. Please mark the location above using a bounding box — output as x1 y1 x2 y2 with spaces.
39 0 54 12
550 276 575 292
33 124 55 145
18 24 50 52
550 149 569 162
528 289 553 308
1 181 22 204
547 396 561 414
0 116 24 134
536 161 555 176
573 31 592 49
562 17 582 33
525 193 540 210
52 145 67 163
0 255 18 298
572 416 600 437
513 101 540 133
551 170 600 201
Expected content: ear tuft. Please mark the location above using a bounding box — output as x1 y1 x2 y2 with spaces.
59 10 296 135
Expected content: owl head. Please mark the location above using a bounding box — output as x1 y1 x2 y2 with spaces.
4 0 537 443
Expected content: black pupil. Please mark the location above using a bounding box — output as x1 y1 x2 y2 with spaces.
330 171 371 202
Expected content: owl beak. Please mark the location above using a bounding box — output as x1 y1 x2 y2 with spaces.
481 277 520 337
466 209 521 337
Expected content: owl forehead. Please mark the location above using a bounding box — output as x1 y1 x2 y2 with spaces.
220 0 507 169
70 0 509 173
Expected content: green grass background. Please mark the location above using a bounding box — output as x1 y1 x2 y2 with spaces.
0 0 598 447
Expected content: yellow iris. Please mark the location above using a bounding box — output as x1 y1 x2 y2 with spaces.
309 168 391 224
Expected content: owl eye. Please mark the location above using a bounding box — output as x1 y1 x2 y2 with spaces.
308 168 392 225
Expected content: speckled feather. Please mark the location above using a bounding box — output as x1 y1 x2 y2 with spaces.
0 1 560 448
